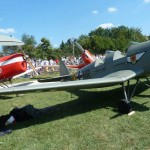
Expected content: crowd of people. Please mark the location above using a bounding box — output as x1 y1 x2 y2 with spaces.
29 53 106 68
26 53 106 76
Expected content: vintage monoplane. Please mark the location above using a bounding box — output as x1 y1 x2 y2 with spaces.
0 38 150 114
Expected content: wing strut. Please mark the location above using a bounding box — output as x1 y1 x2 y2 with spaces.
142 77 150 87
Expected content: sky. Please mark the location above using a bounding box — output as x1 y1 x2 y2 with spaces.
0 0 150 47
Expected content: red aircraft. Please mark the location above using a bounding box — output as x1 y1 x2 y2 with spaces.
67 39 96 69
0 53 27 82
0 35 37 82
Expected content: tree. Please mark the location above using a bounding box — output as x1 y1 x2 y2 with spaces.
2 46 19 55
87 26 148 53
78 35 91 51
0 51 4 57
21 34 37 58
36 38 53 59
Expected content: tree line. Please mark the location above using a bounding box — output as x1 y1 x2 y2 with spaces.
2 25 150 59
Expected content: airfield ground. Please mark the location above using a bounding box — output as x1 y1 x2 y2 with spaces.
0 74 150 150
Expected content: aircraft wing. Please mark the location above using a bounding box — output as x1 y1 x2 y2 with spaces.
0 67 144 95
104 67 144 81
0 77 123 94
0 35 24 46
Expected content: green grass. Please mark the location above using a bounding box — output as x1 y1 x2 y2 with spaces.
0 76 150 150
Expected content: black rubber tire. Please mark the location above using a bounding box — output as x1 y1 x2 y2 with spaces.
118 100 132 114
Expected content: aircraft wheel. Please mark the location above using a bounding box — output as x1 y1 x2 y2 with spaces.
118 100 132 114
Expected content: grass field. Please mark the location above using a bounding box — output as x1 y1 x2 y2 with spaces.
0 76 150 150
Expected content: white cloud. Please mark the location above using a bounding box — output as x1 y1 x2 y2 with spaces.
0 28 15 34
144 0 150 3
99 23 114 29
108 7 118 13
92 10 98 14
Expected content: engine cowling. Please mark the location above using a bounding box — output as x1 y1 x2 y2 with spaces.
0 53 27 80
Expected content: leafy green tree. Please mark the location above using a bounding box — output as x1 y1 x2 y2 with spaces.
85 26 147 53
59 40 73 57
36 38 53 59
5 25 146 59
51 48 62 60
60 41 65 52
78 35 91 51
2 46 19 55
21 34 37 58
0 51 4 57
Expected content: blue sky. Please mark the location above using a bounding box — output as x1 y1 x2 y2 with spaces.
0 0 150 47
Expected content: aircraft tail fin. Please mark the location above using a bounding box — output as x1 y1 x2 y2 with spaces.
59 60 70 76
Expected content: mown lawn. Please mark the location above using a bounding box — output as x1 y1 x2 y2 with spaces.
0 77 150 150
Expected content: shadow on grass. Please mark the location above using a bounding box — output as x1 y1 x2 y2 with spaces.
8 82 150 131
0 95 14 100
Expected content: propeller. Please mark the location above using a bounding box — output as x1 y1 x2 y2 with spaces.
69 38 84 52
69 38 96 64
18 46 39 76
24 55 39 76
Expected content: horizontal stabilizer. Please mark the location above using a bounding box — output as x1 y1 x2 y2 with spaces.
38 75 72 82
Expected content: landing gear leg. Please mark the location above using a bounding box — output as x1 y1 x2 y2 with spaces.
118 79 139 114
